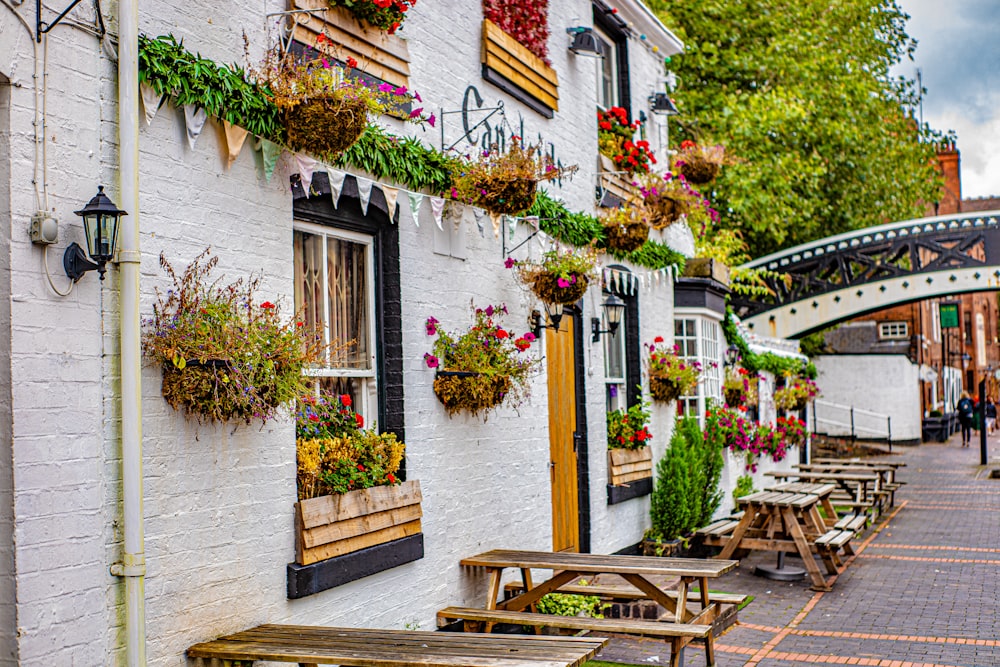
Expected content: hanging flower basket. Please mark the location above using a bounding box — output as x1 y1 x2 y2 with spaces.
284 95 369 159
649 376 684 403
466 175 539 217
432 371 513 417
673 141 726 185
646 192 688 230
604 217 649 253
514 246 598 306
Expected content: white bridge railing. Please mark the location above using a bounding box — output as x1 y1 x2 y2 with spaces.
810 399 892 450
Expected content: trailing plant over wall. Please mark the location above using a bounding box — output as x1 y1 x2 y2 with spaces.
138 34 282 139
335 124 457 193
482 0 551 64
723 307 817 379
527 191 687 272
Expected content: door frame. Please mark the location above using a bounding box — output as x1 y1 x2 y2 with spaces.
566 305 591 553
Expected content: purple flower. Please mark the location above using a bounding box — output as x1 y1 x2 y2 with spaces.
423 353 439 368
504 257 516 269
394 86 407 95
378 83 394 93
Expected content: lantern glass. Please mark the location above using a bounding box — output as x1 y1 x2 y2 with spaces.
84 212 120 263
603 295 626 331
543 301 564 331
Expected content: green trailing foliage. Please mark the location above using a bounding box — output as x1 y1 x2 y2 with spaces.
138 34 283 140
528 190 687 272
334 124 458 194
723 307 817 379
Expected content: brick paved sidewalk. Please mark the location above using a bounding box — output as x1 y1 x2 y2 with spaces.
596 434 1000 667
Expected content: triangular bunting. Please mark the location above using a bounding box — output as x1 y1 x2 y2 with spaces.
508 215 517 242
382 186 400 222
223 121 249 170
430 197 445 231
140 83 161 126
294 154 318 194
260 138 282 181
183 105 208 150
327 169 347 208
473 208 487 237
407 192 424 226
489 212 503 238
357 177 375 215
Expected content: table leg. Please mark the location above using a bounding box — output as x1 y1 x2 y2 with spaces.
484 567 503 633
780 506 830 591
500 569 580 613
620 573 690 623
718 507 757 560
520 568 542 635
675 578 688 623
820 496 838 524
698 577 710 610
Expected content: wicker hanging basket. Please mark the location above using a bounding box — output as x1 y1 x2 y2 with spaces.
650 376 683 403
468 176 539 216
284 95 369 159
604 217 650 253
646 193 688 230
677 155 720 185
529 272 589 305
433 372 513 417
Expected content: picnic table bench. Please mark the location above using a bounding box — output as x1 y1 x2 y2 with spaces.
796 462 905 507
440 549 739 667
186 623 608 667
765 470 885 517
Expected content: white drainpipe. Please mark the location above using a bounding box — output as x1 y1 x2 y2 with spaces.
112 0 147 663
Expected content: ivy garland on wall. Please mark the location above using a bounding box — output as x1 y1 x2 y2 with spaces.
137 35 686 273
723 307 818 379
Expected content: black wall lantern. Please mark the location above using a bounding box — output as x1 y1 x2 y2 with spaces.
65 186 126 281
649 92 679 116
566 27 603 57
530 302 566 338
591 294 626 342
724 344 741 367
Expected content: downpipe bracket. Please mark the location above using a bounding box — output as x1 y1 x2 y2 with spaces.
110 551 146 578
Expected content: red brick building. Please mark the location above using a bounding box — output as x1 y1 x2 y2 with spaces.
825 144 1000 415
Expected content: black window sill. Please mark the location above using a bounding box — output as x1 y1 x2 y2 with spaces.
287 533 424 599
606 477 653 505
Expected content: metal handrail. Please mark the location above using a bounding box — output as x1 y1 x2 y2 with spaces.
810 399 893 451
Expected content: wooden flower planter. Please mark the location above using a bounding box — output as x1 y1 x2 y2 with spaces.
608 446 653 486
295 480 422 566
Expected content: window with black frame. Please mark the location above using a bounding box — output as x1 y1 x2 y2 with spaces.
602 269 641 411
592 0 631 116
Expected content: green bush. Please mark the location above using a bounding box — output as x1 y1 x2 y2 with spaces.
733 474 756 504
536 593 608 618
688 415 725 527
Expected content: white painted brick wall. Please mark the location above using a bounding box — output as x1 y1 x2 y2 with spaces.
1 1 691 663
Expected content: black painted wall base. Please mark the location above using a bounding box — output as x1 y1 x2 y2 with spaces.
287 533 424 599
607 477 653 505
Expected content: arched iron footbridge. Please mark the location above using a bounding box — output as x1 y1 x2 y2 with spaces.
733 210 1000 339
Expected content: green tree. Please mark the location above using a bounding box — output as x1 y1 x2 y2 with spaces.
650 0 947 257
650 428 696 540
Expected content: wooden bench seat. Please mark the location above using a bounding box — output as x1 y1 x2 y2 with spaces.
834 514 868 532
503 582 750 607
438 606 713 667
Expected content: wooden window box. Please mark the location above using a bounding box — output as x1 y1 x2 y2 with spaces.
481 19 559 118
607 446 653 505
598 154 639 208
295 479 423 565
291 0 411 88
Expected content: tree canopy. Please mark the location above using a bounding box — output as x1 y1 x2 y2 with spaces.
650 0 947 259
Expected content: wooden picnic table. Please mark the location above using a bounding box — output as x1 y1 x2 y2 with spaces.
765 470 883 512
707 491 845 591
458 549 738 627
763 481 839 526
186 623 608 667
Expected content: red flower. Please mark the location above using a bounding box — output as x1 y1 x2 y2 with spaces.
340 394 352 407
308 414 320 422
357 464 366 472
495 329 509 339
387 473 397 484
346 56 358 69
654 336 664 343
260 301 276 309
680 140 697 150
355 413 364 428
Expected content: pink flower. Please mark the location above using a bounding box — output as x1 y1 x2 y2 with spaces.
523 332 536 342
394 86 408 95
504 257 516 269
557 277 571 288
427 113 436 127
423 353 439 368
378 83 394 93
414 91 422 102
409 107 424 119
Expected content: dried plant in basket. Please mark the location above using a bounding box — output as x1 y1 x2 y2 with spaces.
673 140 727 185
450 138 577 216
513 246 598 306
645 337 704 404
141 249 327 425
423 304 540 418
602 205 650 253
637 172 701 230
249 34 428 159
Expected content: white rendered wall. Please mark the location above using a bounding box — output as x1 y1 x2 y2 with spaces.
813 354 922 443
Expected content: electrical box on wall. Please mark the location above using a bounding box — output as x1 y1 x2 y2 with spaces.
29 212 58 245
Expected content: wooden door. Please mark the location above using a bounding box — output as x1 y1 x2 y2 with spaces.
547 316 579 552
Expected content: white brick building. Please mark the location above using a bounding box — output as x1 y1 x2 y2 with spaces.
0 1 794 663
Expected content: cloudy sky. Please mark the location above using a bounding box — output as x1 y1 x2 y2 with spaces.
897 0 1000 199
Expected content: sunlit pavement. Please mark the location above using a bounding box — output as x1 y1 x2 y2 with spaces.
597 433 1000 667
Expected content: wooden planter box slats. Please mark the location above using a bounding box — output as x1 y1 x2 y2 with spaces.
598 155 639 206
481 20 559 112
609 446 653 486
295 480 422 566
292 0 412 87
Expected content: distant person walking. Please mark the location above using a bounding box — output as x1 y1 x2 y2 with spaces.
986 397 997 435
957 391 975 447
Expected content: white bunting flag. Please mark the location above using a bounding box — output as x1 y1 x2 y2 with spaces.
183 105 208 150
489 211 503 238
407 192 424 226
223 121 249 170
140 83 161 126
356 177 374 215
382 186 400 221
327 169 346 208
430 197 446 231
260 138 282 181
294 154 317 194
473 208 487 237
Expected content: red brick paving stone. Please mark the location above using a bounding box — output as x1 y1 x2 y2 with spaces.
593 433 1000 666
